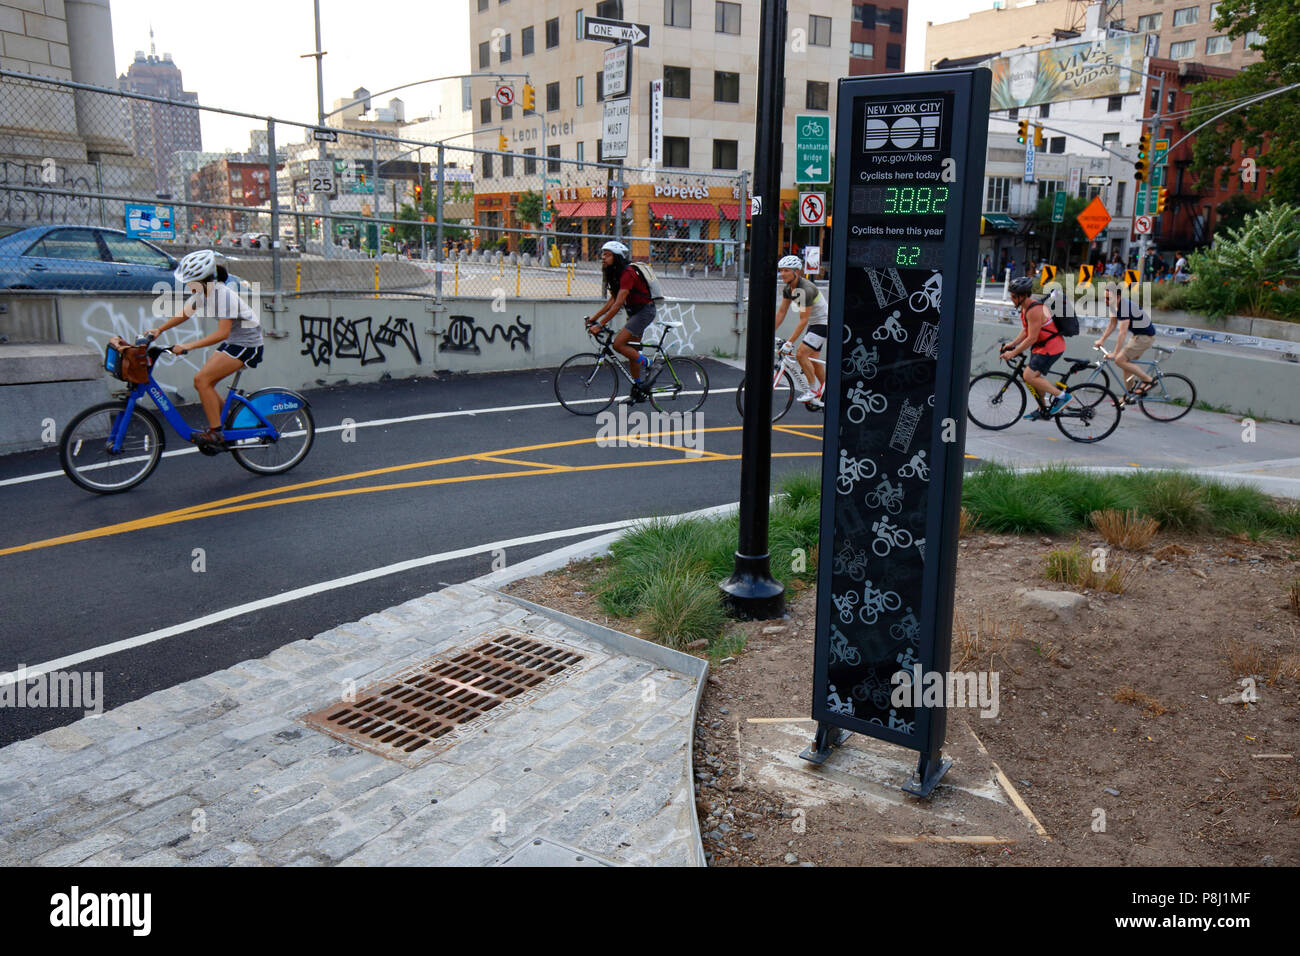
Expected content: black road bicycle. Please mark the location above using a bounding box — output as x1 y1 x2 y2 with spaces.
554 321 709 415
968 348 1123 443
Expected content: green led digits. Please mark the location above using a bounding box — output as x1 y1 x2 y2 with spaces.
882 185 948 215
895 245 921 266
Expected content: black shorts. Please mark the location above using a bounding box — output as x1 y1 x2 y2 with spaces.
218 342 264 368
1027 351 1060 375
624 303 656 338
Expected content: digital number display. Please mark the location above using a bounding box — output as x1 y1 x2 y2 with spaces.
846 239 944 270
850 185 949 216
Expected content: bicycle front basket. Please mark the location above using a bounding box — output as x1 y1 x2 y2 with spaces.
118 345 153 385
104 342 125 381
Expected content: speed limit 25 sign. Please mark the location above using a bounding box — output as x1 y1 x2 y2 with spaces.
308 160 333 194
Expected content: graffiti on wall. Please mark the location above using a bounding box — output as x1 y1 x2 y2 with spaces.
645 302 702 356
78 299 203 391
299 314 423 367
0 160 95 225
438 314 532 355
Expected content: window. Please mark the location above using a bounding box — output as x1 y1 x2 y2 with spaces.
596 1 622 16
1107 94 1123 112
547 145 560 173
596 71 604 101
483 152 493 179
1102 132 1119 147
850 41 874 58
854 4 874 25
985 176 1010 213
480 97 491 124
1115 180 1126 213
478 40 490 69
575 9 584 39
576 141 585 162
713 139 738 169
1049 136 1065 153
1172 6 1198 27
546 17 560 47
715 1 740 34
501 104 513 120
477 0 488 11
1008 106 1019 120
1209 2 1222 21
714 70 739 102
1170 39 1195 59
502 153 513 177
665 0 691 27
521 25 534 56
547 81 560 111
1245 30 1265 48
576 75 585 107
524 148 537 175
102 234 170 267
664 136 690 167
1035 180 1064 200
499 32 512 62
1040 102 1050 118
885 43 901 69
1137 13 1161 31
810 14 831 46
1206 35 1231 54
664 65 691 98
890 7 903 32
806 81 829 111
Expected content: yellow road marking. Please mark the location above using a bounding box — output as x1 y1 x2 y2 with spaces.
474 455 571 471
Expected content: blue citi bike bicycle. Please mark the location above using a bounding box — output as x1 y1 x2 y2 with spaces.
59 334 315 493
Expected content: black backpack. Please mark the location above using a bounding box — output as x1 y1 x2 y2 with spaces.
1033 293 1078 338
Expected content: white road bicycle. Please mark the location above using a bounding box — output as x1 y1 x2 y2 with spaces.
735 337 826 423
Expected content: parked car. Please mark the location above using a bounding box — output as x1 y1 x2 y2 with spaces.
0 226 240 293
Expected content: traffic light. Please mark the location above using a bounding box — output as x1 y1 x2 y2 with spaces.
1155 187 1168 214
521 83 536 112
1033 124 1044 148
1135 130 1151 182
1017 120 1029 144
414 183 422 202
498 133 508 151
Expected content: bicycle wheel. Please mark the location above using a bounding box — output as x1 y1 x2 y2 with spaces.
1139 372 1196 422
649 357 709 414
1058 366 1112 409
736 369 795 422
225 389 316 475
1054 384 1121 443
554 352 618 415
967 372 1026 430
59 401 165 493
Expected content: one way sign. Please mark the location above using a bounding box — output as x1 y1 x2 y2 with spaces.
584 15 651 46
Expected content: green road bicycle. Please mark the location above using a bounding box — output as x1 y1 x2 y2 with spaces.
554 321 709 415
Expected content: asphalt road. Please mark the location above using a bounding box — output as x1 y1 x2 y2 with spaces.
0 360 824 744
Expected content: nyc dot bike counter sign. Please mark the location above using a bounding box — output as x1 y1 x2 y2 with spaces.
808 69 991 796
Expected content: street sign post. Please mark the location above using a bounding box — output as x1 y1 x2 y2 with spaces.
1087 175 1113 187
795 114 832 183
1023 141 1035 183
1075 196 1111 242
1134 215 1152 235
798 191 826 226
125 203 174 240
495 84 514 107
308 159 333 194
312 128 338 143
603 44 629 98
809 68 992 797
583 15 650 46
1051 190 1067 223
601 97 631 159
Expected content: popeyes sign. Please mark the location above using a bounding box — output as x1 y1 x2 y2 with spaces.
654 183 709 199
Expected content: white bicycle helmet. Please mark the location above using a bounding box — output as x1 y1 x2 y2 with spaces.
777 255 803 270
600 240 629 258
174 249 219 284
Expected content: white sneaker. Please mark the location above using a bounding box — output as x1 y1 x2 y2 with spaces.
796 390 819 403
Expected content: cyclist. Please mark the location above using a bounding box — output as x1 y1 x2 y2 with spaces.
1096 284 1156 400
1000 276 1071 419
773 254 828 403
586 240 656 393
146 249 263 452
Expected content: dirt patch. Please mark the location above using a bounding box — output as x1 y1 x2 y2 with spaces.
504 532 1300 866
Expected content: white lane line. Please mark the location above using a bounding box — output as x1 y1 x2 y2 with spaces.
0 385 741 488
0 519 643 686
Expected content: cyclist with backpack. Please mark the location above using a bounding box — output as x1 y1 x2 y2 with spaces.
1097 284 1157 400
145 249 263 452
773 254 828 403
1000 275 1072 419
586 240 658 390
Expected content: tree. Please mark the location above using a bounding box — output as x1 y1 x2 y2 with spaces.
513 190 544 255
392 178 468 245
1186 202 1300 316
1188 0 1300 204
1028 193 1094 265
1215 194 1265 235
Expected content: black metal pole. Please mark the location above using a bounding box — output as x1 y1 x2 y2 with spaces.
720 0 786 620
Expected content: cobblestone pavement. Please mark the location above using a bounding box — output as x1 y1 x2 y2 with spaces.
0 583 704 867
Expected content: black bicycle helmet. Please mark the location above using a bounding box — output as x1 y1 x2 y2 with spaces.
1008 276 1034 296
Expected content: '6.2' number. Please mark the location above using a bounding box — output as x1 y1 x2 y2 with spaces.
895 245 921 266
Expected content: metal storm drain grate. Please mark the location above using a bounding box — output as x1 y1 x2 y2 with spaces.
302 632 584 765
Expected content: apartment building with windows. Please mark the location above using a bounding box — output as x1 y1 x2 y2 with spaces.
849 2 908 75
467 1 851 259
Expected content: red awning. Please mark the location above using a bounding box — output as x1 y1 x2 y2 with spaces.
718 203 752 221
650 202 718 220
554 200 583 217
560 199 631 218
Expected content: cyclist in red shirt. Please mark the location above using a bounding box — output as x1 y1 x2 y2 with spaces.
586 240 656 386
1000 276 1072 419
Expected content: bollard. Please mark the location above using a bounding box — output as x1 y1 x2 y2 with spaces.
454 261 460 296
295 261 301 293
566 263 572 296
516 260 521 297
374 262 380 297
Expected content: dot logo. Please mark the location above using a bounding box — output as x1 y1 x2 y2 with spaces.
863 100 944 152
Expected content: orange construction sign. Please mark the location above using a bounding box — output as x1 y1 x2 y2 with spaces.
1075 196 1112 241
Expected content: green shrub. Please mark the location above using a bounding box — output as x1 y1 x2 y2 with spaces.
643 565 730 649
1131 472 1210 532
777 468 822 510
1202 481 1277 535
962 463 1071 533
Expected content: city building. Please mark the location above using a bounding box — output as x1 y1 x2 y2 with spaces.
190 157 283 236
926 0 1264 73
466 1 855 259
849 2 909 75
118 35 203 195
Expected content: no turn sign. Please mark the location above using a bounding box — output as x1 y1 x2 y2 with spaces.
495 84 514 107
798 191 826 226
1134 215 1153 235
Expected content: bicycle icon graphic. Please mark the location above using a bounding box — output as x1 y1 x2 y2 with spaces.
801 119 825 138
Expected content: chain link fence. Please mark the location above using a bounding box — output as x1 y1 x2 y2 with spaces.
0 69 750 309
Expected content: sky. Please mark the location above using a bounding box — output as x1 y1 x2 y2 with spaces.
108 0 994 153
